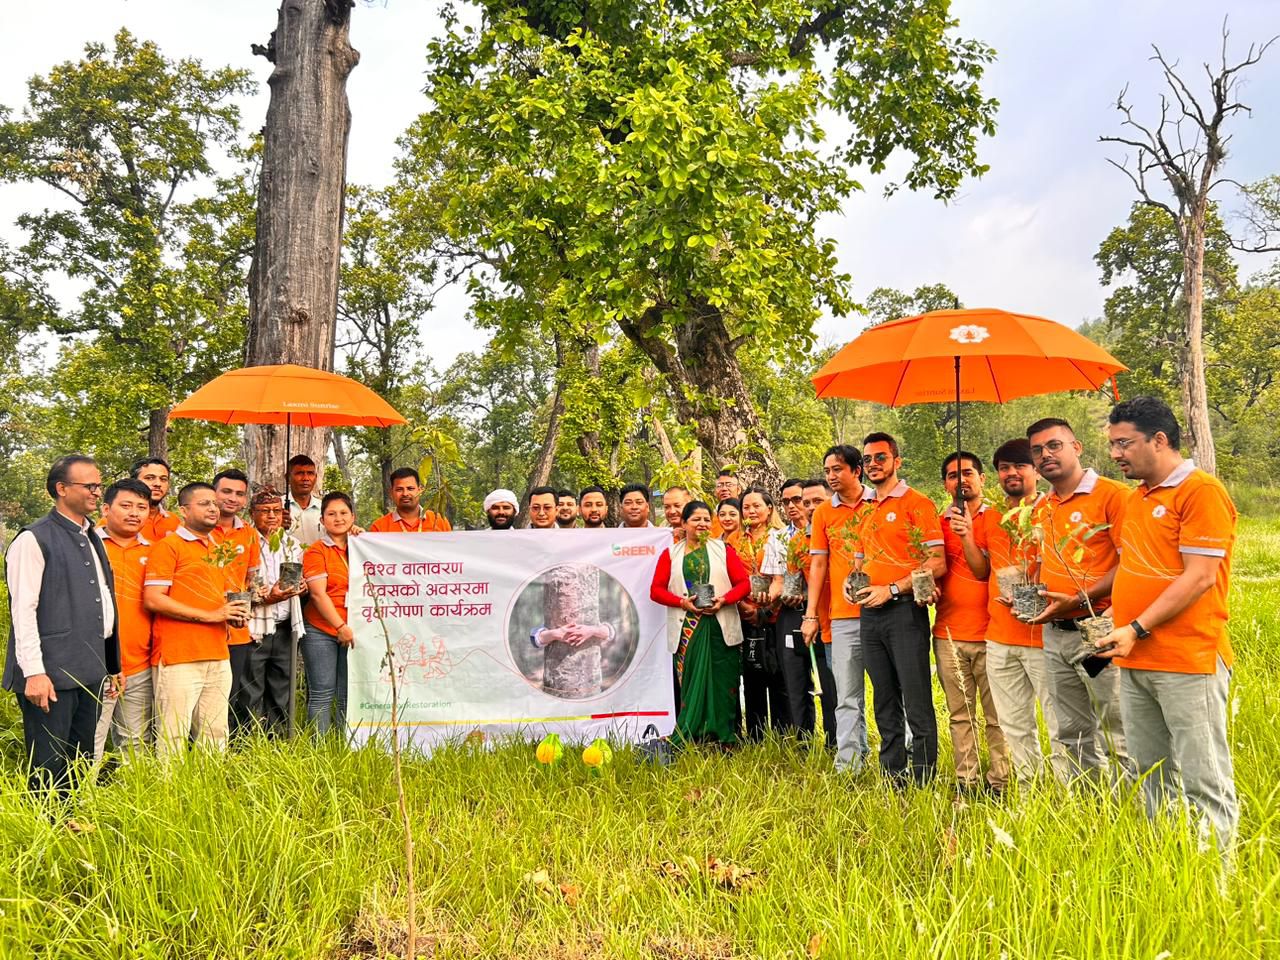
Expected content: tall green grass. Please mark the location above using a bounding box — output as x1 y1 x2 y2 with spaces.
2 524 1278 959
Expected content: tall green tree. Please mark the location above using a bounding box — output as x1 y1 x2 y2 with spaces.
397 0 997 492
0 29 256 460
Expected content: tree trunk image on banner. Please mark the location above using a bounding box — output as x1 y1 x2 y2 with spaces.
347 529 673 750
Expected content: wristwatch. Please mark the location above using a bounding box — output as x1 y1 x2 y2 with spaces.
889 583 901 598
1129 619 1151 640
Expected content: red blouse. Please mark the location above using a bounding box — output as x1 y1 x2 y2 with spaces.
650 544 752 608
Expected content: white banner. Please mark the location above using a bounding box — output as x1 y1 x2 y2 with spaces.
347 527 674 750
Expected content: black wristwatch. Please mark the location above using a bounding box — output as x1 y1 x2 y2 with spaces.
1129 619 1151 640
889 583 901 598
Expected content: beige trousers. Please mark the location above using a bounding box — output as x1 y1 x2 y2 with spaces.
154 659 232 760
934 636 1009 788
93 666 154 761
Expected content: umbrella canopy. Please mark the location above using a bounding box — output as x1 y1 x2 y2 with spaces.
812 308 1126 405
169 364 407 428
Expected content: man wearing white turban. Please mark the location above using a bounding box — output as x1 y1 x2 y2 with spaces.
484 489 518 530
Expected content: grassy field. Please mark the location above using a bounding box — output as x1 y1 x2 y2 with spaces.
1 518 1278 959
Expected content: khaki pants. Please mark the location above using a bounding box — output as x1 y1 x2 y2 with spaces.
985 641 1059 781
154 659 232 759
1042 621 1134 783
93 666 154 761
934 636 1009 788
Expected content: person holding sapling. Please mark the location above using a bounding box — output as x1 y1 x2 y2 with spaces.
803 445 873 772
935 452 1009 794
854 432 945 787
957 439 1061 782
245 487 308 736
1025 417 1132 782
1099 396 1238 847
734 487 789 739
209 469 264 737
650 500 752 746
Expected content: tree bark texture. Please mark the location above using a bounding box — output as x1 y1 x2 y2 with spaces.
1180 207 1217 475
148 407 170 462
618 299 783 494
243 0 359 487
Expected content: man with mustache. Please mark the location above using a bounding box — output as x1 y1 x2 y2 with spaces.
555 490 579 528
484 489 518 530
578 487 609 529
130 457 181 543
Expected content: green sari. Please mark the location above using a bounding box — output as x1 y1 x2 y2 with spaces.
674 544 740 745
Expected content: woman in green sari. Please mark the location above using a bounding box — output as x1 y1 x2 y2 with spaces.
651 500 752 744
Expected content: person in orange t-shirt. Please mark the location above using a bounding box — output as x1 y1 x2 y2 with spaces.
935 452 1008 793
1097 397 1238 846
803 445 873 774
855 432 945 786
131 457 181 543
1027 417 1132 782
144 482 250 759
302 491 356 736
369 467 452 533
955 439 1058 782
707 469 742 539
92 478 155 760
210 469 263 737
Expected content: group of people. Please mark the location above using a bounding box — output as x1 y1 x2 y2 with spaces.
5 395 1238 847
647 396 1239 848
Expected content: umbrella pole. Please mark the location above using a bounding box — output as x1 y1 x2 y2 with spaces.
285 413 298 741
954 356 963 509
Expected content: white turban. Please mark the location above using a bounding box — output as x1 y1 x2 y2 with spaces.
483 488 518 512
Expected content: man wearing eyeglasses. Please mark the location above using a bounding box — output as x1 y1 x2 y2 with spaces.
854 433 946 787
1025 417 1132 783
4 454 120 793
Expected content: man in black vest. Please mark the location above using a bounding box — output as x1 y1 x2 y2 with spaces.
4 454 121 793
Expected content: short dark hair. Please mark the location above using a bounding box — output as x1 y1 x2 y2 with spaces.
862 432 899 457
321 491 354 513
717 497 742 513
780 477 805 494
556 488 576 501
46 454 96 499
716 468 737 479
178 482 215 506
212 468 250 490
1026 417 1073 440
129 457 170 478
991 439 1033 470
619 482 651 503
940 451 984 481
822 444 864 474
802 477 830 491
104 478 152 506
287 454 316 470
528 485 557 502
389 467 421 486
682 500 713 522
579 485 607 500
1109 395 1181 448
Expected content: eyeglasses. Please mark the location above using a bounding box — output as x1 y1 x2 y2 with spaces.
1108 436 1142 452
64 482 104 494
781 495 803 505
862 453 890 466
1030 439 1067 458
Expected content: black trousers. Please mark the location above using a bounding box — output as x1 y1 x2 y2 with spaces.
18 686 101 794
775 607 833 743
861 600 938 783
741 621 790 740
238 622 295 735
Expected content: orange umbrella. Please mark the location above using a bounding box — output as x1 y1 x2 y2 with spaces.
812 308 1126 500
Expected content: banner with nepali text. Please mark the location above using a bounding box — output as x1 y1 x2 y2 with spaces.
347 527 675 750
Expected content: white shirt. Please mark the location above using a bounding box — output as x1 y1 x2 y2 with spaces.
286 493 324 545
759 527 792 576
6 512 116 679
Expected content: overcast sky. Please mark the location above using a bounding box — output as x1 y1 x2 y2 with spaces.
3 1 1278 367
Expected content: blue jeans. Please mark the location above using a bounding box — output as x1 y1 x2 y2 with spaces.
301 625 348 736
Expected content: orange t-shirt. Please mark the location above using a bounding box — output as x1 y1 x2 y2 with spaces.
858 482 944 587
789 527 832 643
145 527 231 664
1036 470 1127 611
303 537 351 637
982 503 1043 648
1112 464 1235 674
369 508 452 533
210 519 262 647
141 507 180 544
99 532 153 676
808 491 872 620
933 507 991 643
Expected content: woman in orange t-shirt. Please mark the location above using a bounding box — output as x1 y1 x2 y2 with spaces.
301 492 355 736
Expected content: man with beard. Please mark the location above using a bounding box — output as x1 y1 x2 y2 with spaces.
618 483 653 528
578 487 609 529
555 490 579 528
527 486 558 529
934 452 1008 793
209 469 263 736
130 457 180 543
954 439 1057 782
484 489 518 529
855 432 945 787
370 468 452 532
661 486 691 543
1026 417 1131 782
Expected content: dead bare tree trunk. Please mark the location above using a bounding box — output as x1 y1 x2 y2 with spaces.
1101 26 1277 474
243 0 360 486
